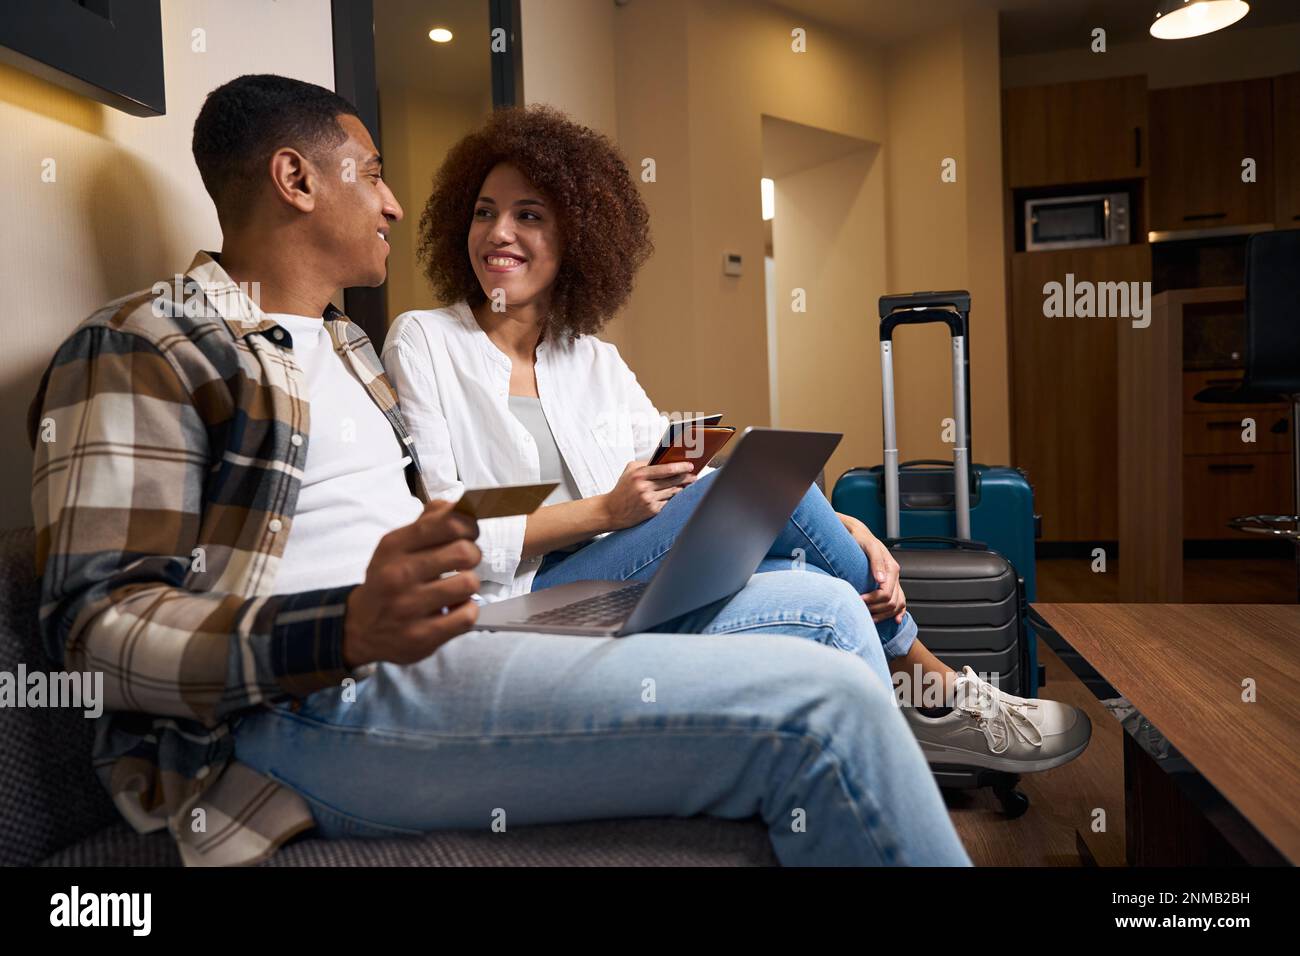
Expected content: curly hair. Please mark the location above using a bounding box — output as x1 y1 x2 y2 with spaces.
417 105 652 339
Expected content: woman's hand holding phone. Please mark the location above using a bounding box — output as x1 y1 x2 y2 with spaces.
600 460 697 529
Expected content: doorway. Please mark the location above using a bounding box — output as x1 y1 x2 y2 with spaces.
760 114 885 486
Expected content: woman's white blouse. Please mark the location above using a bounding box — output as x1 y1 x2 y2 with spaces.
382 301 669 602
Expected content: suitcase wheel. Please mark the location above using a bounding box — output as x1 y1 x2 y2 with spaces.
993 779 1030 819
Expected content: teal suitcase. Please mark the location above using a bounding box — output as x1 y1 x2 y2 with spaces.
831 461 1041 693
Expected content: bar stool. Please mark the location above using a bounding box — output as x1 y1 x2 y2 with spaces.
1194 228 1300 601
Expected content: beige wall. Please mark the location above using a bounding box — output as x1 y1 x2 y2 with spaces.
960 11 1011 466
607 0 693 375
885 10 1010 466
1002 21 1300 90
521 0 618 138
520 0 1011 487
0 0 335 530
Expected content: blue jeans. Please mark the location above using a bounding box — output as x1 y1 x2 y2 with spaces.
535 472 919 659
232 569 970 866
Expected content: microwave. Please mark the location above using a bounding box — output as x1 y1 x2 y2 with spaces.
1025 192 1130 251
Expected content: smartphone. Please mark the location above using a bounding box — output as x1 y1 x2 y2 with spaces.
649 414 733 474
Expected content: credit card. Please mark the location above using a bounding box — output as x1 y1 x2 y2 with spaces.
452 481 559 519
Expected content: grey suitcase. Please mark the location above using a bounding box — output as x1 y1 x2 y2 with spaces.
880 291 1031 817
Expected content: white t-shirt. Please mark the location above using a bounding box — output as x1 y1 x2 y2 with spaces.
269 313 424 595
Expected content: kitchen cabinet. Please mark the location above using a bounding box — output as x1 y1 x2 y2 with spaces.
1004 75 1147 189
1149 79 1274 233
1274 72 1300 226
1009 243 1151 541
1184 453 1292 539
1181 370 1292 538
1183 409 1291 456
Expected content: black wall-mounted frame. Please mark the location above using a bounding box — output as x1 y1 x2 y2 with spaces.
331 0 388 347
490 0 524 108
332 0 523 347
0 0 165 116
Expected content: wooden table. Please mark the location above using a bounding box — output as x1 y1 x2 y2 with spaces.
1034 603 1300 865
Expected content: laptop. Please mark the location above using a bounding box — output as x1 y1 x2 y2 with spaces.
472 427 842 636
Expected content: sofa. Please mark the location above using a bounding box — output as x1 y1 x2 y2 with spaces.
0 527 777 866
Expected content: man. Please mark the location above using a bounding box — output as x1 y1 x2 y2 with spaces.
29 74 969 866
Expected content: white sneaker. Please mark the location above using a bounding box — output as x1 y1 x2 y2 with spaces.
903 667 1092 773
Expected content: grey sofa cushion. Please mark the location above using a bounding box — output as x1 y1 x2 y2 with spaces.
39 824 180 867
42 817 777 867
2 527 777 866
0 528 121 866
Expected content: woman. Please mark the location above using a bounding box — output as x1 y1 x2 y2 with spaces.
383 106 1089 772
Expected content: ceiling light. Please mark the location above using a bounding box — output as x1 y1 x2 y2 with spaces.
1150 0 1250 40
428 27 453 43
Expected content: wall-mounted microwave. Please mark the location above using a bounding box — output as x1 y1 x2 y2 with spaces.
1025 192 1130 251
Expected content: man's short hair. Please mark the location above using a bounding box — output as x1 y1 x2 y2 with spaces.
192 74 361 223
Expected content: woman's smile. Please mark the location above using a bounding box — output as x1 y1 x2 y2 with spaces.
484 252 527 272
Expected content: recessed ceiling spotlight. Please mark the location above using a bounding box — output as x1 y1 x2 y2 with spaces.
428 27 453 43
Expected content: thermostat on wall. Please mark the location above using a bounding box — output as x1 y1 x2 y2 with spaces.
723 252 743 277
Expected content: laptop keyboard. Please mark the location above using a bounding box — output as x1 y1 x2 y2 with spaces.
523 582 649 628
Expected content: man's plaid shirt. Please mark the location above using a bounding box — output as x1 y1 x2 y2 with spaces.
28 252 429 866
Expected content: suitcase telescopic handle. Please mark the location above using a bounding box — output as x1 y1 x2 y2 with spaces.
878 291 971 341
879 290 973 542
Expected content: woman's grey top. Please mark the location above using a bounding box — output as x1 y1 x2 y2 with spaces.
508 395 580 506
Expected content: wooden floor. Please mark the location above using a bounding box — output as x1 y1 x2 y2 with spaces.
947 639 1125 866
1038 556 1297 604
948 556 1295 866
